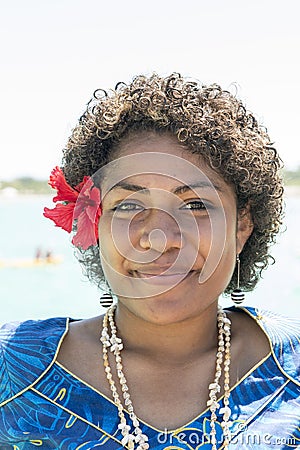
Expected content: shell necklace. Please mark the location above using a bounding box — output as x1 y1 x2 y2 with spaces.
101 306 231 450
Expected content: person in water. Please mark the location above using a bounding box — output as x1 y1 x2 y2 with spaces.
0 73 299 449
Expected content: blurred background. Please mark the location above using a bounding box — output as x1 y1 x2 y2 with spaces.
1 0 299 323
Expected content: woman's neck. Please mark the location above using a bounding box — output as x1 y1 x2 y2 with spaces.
114 300 219 365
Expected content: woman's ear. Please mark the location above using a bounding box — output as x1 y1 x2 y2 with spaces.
236 205 254 254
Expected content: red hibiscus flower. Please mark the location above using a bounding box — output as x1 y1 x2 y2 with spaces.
43 167 101 250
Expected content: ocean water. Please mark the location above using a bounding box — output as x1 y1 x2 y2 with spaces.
0 193 299 324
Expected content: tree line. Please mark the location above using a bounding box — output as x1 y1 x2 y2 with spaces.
1 168 300 194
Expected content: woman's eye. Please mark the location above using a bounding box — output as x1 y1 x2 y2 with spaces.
181 200 208 211
112 202 144 212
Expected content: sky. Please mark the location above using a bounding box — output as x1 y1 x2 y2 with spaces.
1 0 300 180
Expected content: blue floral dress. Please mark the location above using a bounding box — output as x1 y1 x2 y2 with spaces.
0 307 299 449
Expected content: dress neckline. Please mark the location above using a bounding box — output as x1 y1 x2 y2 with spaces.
54 348 272 433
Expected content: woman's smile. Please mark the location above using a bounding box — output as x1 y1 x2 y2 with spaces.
130 269 195 286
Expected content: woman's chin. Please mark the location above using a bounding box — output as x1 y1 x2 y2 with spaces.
117 273 213 325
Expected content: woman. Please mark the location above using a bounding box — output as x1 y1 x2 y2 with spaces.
0 73 299 449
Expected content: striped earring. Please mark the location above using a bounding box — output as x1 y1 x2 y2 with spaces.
100 292 114 308
231 254 245 305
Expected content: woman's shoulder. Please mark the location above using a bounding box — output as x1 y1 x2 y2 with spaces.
230 305 300 385
0 317 69 407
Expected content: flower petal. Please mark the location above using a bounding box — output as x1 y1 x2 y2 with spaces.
75 175 93 192
85 187 101 222
72 210 98 249
49 166 79 203
43 203 75 233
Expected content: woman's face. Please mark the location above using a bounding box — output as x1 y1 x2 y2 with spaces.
98 133 252 324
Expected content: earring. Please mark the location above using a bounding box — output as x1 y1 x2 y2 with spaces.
231 254 245 305
100 292 114 308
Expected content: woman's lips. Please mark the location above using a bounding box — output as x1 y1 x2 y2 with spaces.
132 270 192 286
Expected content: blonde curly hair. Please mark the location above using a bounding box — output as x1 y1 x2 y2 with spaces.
62 73 284 293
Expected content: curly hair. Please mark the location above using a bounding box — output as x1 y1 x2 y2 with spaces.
61 73 284 293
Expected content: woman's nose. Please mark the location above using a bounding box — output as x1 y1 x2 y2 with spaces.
139 209 182 252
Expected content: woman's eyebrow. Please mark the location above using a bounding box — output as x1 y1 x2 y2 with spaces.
109 181 151 194
173 182 223 195
109 180 223 194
